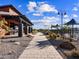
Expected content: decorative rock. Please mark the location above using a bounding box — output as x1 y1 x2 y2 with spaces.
7 50 15 55
14 42 20 45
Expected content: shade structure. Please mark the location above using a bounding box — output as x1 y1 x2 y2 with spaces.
65 19 79 38
65 19 77 25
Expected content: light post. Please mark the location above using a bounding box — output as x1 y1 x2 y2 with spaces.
58 11 66 35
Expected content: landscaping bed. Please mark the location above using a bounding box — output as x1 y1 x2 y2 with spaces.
44 31 79 59
0 36 33 59
49 38 79 59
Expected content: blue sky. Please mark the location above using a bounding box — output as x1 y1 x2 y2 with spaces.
0 0 79 29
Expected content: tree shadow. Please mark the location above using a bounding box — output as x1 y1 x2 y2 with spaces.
36 40 51 49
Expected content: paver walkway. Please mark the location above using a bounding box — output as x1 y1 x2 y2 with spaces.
18 32 63 59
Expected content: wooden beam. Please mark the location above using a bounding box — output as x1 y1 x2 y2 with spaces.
19 17 31 26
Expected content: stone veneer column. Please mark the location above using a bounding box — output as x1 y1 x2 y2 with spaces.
23 25 27 34
29 26 32 33
18 17 22 37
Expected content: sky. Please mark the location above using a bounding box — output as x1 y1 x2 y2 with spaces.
0 0 79 29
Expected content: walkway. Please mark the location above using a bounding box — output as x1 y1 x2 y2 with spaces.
18 32 63 59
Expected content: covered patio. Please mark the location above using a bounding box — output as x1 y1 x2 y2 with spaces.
0 5 33 37
0 15 33 37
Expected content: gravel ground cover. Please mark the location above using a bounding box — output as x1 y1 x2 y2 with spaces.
0 36 33 59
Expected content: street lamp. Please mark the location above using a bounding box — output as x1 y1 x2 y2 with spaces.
58 11 66 35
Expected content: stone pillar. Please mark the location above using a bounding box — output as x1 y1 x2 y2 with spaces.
26 26 30 34
23 25 32 34
12 26 16 34
30 26 32 33
18 18 22 37
29 26 32 33
27 26 29 34
24 25 27 34
13 26 15 30
28 26 31 33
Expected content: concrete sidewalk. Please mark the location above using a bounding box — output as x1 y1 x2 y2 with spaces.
18 32 63 59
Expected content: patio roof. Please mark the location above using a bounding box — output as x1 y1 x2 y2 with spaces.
1 14 33 26
0 5 22 15
0 5 33 26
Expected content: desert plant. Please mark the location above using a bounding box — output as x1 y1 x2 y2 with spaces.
56 34 61 37
59 41 76 50
49 33 57 39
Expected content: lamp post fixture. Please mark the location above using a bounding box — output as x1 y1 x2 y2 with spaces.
58 11 66 35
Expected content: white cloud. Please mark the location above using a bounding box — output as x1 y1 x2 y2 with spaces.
31 16 71 29
27 1 37 12
64 18 70 23
72 14 78 17
32 13 43 16
75 2 79 7
27 1 58 15
64 15 69 18
31 20 42 23
38 2 45 5
31 16 60 29
32 13 41 16
72 7 78 11
38 4 58 13
31 16 59 25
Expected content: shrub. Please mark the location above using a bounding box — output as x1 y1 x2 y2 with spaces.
46 35 50 39
49 33 57 39
59 42 76 50
57 34 61 37
45 31 62 40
